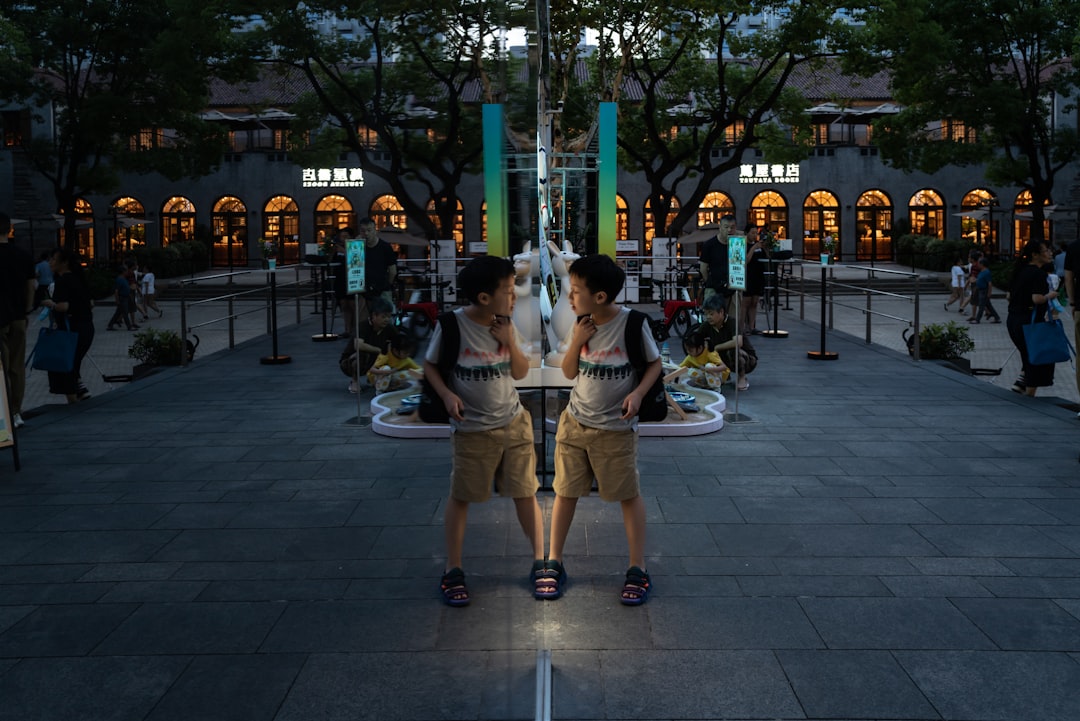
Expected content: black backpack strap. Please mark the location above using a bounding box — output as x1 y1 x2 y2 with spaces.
436 311 459 373
626 309 646 370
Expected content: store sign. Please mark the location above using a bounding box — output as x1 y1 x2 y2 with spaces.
738 163 801 184
301 167 365 188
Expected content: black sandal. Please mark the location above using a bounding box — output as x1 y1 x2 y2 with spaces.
620 566 650 606
440 567 470 607
534 560 565 600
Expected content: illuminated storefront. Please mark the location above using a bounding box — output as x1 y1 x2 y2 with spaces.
211 196 248 269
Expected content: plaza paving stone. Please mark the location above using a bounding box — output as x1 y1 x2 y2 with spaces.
2 272 1079 719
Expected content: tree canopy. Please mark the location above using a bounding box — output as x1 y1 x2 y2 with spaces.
860 0 1080 239
0 0 248 248
608 1 872 236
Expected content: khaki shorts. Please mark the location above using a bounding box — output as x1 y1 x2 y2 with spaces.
554 411 640 502
450 408 538 502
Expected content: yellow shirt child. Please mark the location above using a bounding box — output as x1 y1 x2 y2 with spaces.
367 350 422 392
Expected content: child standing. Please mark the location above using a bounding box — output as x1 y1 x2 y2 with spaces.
367 331 422 392
540 253 662 605
423 255 544 607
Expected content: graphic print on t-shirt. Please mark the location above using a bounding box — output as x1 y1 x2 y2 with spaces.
578 343 634 382
454 345 511 383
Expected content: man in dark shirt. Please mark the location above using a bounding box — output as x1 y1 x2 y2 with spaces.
698 214 737 313
0 212 36 427
356 217 398 325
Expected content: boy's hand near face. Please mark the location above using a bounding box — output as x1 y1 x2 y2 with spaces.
571 314 596 345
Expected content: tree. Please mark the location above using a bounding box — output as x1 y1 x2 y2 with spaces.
612 1 870 236
860 0 1080 243
252 0 528 240
0 0 248 251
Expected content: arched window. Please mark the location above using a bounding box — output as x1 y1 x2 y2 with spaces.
750 191 788 249
616 194 629 242
427 197 465 254
697 191 734 227
644 196 680 254
856 190 893 261
58 199 96 260
161 196 196 247
110 196 147 258
262 195 300 264
959 188 998 254
212 196 248 268
909 189 945 239
314 194 355 247
481 200 488 243
802 190 840 259
1012 190 1050 255
370 194 407 231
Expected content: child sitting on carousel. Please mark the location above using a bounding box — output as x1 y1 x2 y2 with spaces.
663 330 730 390
367 331 423 393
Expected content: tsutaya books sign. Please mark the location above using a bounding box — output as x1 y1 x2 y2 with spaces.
301 167 366 188
738 163 801 184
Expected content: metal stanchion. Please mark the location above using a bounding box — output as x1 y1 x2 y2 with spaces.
312 264 336 342
807 263 839 361
260 268 291 365
759 256 788 339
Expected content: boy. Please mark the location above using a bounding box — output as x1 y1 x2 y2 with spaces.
424 255 544 606
539 253 662 605
340 297 394 393
700 293 757 391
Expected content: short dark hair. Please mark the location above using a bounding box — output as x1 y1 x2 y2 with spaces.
368 297 394 316
457 255 515 304
567 253 624 301
682 329 708 355
390 331 416 357
721 214 736 223
358 217 375 228
703 293 728 314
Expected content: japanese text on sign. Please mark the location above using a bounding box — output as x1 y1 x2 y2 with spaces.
738 163 800 184
301 167 366 188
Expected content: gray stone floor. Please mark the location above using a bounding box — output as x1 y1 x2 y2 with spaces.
2 273 1079 721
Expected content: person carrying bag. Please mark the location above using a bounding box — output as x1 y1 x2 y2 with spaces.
28 318 79 373
1022 308 1075 365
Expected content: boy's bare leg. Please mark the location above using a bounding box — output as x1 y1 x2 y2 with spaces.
444 496 469 570
547 495 579 562
513 495 546 560
621 495 647 569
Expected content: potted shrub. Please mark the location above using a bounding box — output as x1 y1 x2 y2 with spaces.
904 321 975 372
128 328 184 377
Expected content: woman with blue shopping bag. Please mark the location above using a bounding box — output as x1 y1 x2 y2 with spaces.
38 248 95 404
1006 240 1071 397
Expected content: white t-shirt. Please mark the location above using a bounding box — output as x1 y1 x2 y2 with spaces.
565 307 660 432
424 308 523 432
141 272 156 295
950 265 964 288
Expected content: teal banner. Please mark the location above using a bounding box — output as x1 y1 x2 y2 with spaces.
597 102 617 257
483 104 508 257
